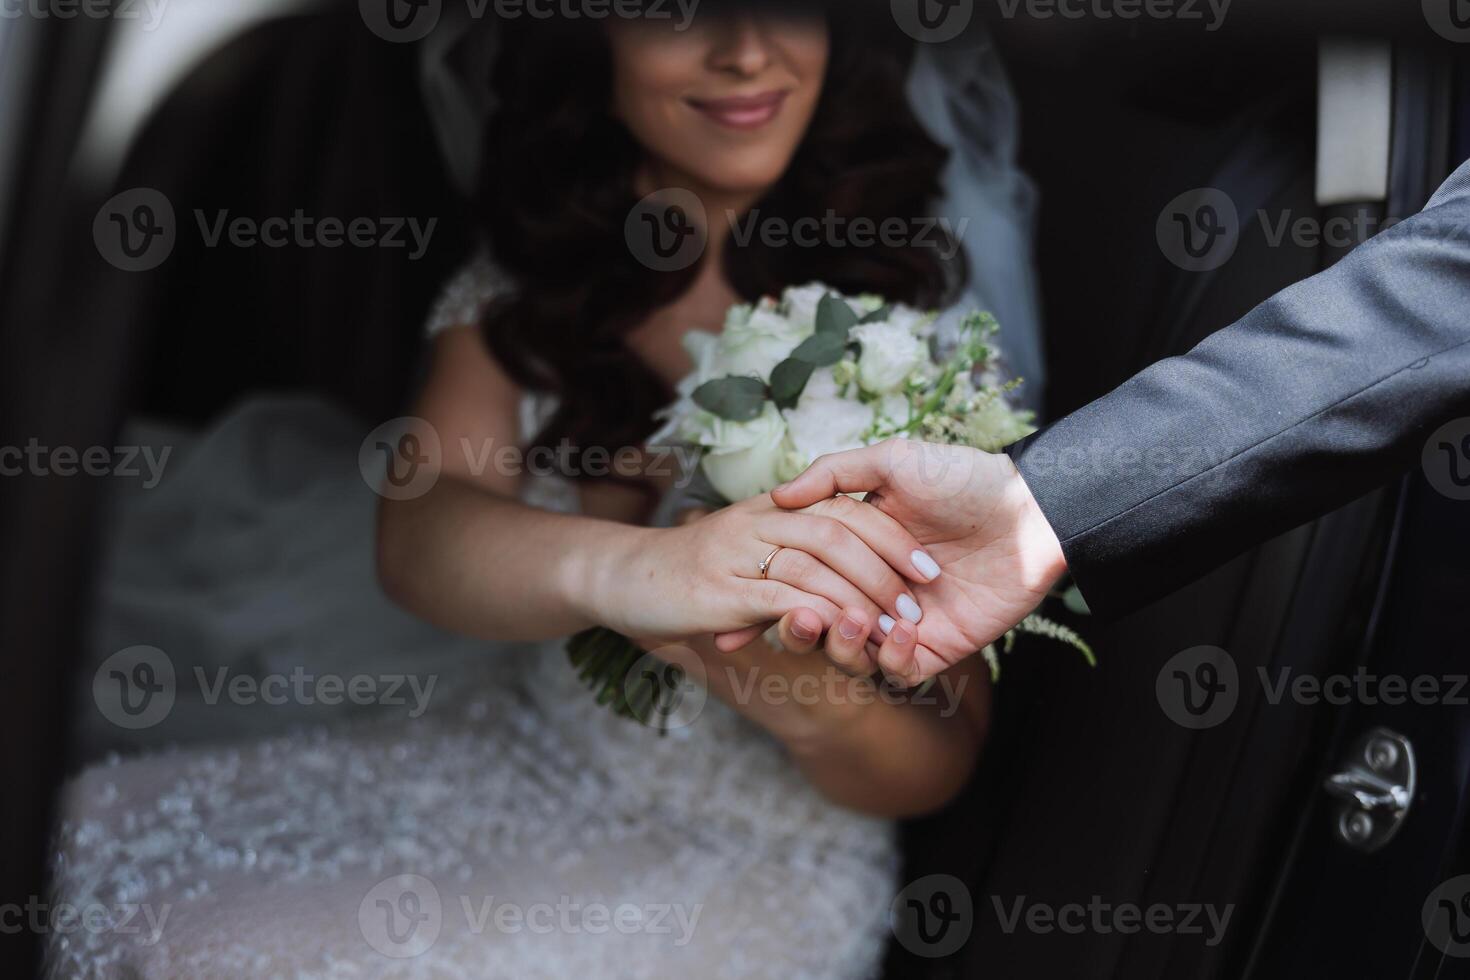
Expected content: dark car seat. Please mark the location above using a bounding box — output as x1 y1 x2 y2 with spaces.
111 8 475 426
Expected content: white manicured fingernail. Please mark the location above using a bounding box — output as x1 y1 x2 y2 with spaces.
878 614 895 635
896 594 922 623
911 550 941 581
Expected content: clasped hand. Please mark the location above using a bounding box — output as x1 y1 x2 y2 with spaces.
603 439 1067 686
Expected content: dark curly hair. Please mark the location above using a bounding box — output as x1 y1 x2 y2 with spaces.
477 5 966 475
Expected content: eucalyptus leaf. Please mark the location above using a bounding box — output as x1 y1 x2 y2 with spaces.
859 305 892 324
769 357 816 410
1062 584 1091 616
789 330 847 367
692 375 768 421
815 293 859 336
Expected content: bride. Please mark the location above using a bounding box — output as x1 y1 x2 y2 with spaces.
51 6 1039 978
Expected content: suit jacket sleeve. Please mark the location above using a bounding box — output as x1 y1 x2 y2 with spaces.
1008 158 1470 616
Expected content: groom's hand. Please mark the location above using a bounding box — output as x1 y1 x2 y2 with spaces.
760 439 1069 684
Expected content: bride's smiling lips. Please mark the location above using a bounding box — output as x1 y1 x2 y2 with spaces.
685 90 791 131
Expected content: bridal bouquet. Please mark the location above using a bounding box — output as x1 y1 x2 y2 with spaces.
568 285 1092 728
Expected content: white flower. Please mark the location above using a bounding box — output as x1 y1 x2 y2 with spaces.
782 387 875 471
747 305 811 342
960 396 1036 453
648 330 722 446
875 391 913 431
698 403 789 502
714 306 809 382
724 303 754 330
801 365 842 401
851 320 930 394
682 330 721 389
885 304 931 334
715 337 786 382
782 283 886 333
830 358 858 390
781 283 828 333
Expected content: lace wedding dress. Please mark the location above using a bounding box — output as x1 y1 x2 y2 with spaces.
46 256 899 979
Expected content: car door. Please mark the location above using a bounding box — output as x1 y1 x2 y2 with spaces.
1243 51 1470 980
884 23 1469 980
0 9 116 978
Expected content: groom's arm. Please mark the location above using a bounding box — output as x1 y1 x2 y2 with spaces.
1009 158 1470 616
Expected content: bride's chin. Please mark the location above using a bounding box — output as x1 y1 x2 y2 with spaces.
636 165 779 212
662 154 797 203
712 155 797 193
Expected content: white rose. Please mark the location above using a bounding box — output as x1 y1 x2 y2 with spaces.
851 320 930 394
801 365 842 401
749 305 811 341
782 390 875 471
682 329 721 389
715 332 788 383
698 403 789 502
714 306 809 381
885 304 931 334
780 283 829 333
724 303 754 330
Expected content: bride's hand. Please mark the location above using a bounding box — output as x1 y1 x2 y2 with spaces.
762 440 1066 685
582 493 941 644
674 629 879 744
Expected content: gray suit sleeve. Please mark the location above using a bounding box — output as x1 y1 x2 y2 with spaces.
1009 158 1470 616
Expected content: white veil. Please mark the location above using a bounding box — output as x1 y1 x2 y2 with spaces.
419 14 1046 410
